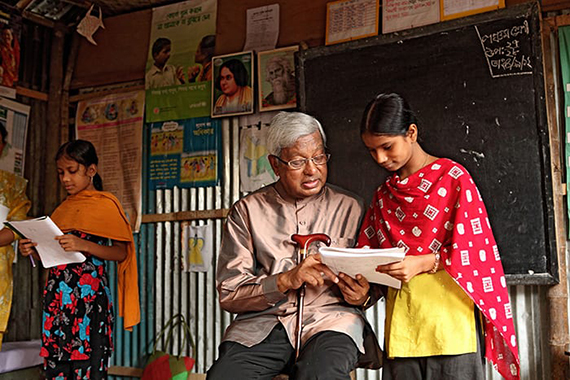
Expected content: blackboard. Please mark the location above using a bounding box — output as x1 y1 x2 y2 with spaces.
298 3 557 285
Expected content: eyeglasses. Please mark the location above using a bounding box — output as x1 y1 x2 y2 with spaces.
273 153 331 170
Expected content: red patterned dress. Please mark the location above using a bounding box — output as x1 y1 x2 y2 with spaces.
41 231 114 380
357 158 519 380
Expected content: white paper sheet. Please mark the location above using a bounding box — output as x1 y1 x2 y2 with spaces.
4 216 85 268
243 4 279 52
0 205 8 225
319 246 405 288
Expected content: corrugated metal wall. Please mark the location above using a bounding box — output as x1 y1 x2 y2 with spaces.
107 115 555 380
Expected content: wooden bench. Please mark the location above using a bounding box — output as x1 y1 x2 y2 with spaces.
108 366 206 379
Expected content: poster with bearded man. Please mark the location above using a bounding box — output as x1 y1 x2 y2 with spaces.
258 45 298 112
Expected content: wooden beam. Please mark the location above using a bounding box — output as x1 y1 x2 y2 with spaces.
108 366 143 377
21 10 55 28
541 16 570 380
141 209 230 224
15 86 48 101
45 25 66 214
15 0 35 11
60 31 80 145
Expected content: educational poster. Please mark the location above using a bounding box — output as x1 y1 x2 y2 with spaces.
382 0 439 34
558 26 570 236
240 123 277 192
0 97 29 176
326 0 379 45
0 3 21 99
181 222 213 272
148 117 221 190
441 0 504 22
76 90 144 232
211 51 254 118
146 0 217 123
258 46 298 112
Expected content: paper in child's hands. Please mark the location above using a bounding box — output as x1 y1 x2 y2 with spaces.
4 216 86 268
319 246 405 289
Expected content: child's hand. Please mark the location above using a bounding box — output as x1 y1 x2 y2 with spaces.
55 235 88 253
19 239 38 257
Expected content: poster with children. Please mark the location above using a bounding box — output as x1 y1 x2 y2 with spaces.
146 0 217 123
148 117 221 189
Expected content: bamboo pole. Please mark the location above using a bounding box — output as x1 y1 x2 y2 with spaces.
542 16 570 380
45 24 66 214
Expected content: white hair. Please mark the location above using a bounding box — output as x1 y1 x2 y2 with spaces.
266 111 327 156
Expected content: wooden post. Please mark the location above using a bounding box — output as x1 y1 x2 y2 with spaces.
542 16 570 380
45 24 66 214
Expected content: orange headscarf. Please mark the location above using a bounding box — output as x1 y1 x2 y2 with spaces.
51 190 140 331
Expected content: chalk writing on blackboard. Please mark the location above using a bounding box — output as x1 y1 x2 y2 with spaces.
475 19 532 78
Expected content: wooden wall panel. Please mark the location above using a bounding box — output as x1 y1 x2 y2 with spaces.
216 0 330 55
541 0 570 11
71 0 330 89
71 9 151 89
71 0 541 89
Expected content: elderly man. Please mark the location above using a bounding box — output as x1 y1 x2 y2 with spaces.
263 56 296 107
207 112 381 380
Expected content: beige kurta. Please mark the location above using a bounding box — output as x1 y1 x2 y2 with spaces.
217 183 381 367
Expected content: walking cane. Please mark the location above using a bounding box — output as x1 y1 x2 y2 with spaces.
291 233 331 360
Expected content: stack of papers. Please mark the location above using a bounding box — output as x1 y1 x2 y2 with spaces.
4 216 86 268
319 246 405 288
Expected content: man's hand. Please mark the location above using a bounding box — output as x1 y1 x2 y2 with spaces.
337 273 370 306
277 253 338 293
376 254 434 283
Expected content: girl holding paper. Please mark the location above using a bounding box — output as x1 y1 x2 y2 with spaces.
352 93 519 380
19 140 139 380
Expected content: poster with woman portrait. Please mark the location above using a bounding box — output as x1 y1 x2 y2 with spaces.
211 51 254 118
258 46 298 112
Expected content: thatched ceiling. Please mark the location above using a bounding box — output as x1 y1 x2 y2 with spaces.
12 0 182 26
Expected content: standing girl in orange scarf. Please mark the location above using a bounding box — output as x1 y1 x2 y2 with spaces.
19 140 139 380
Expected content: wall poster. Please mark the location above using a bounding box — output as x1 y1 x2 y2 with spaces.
148 117 221 190
76 90 145 232
146 0 217 123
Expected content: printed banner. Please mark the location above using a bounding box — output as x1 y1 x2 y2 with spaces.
240 123 276 192
181 222 213 272
0 3 21 99
148 117 221 189
146 0 217 122
76 90 144 232
0 97 29 176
